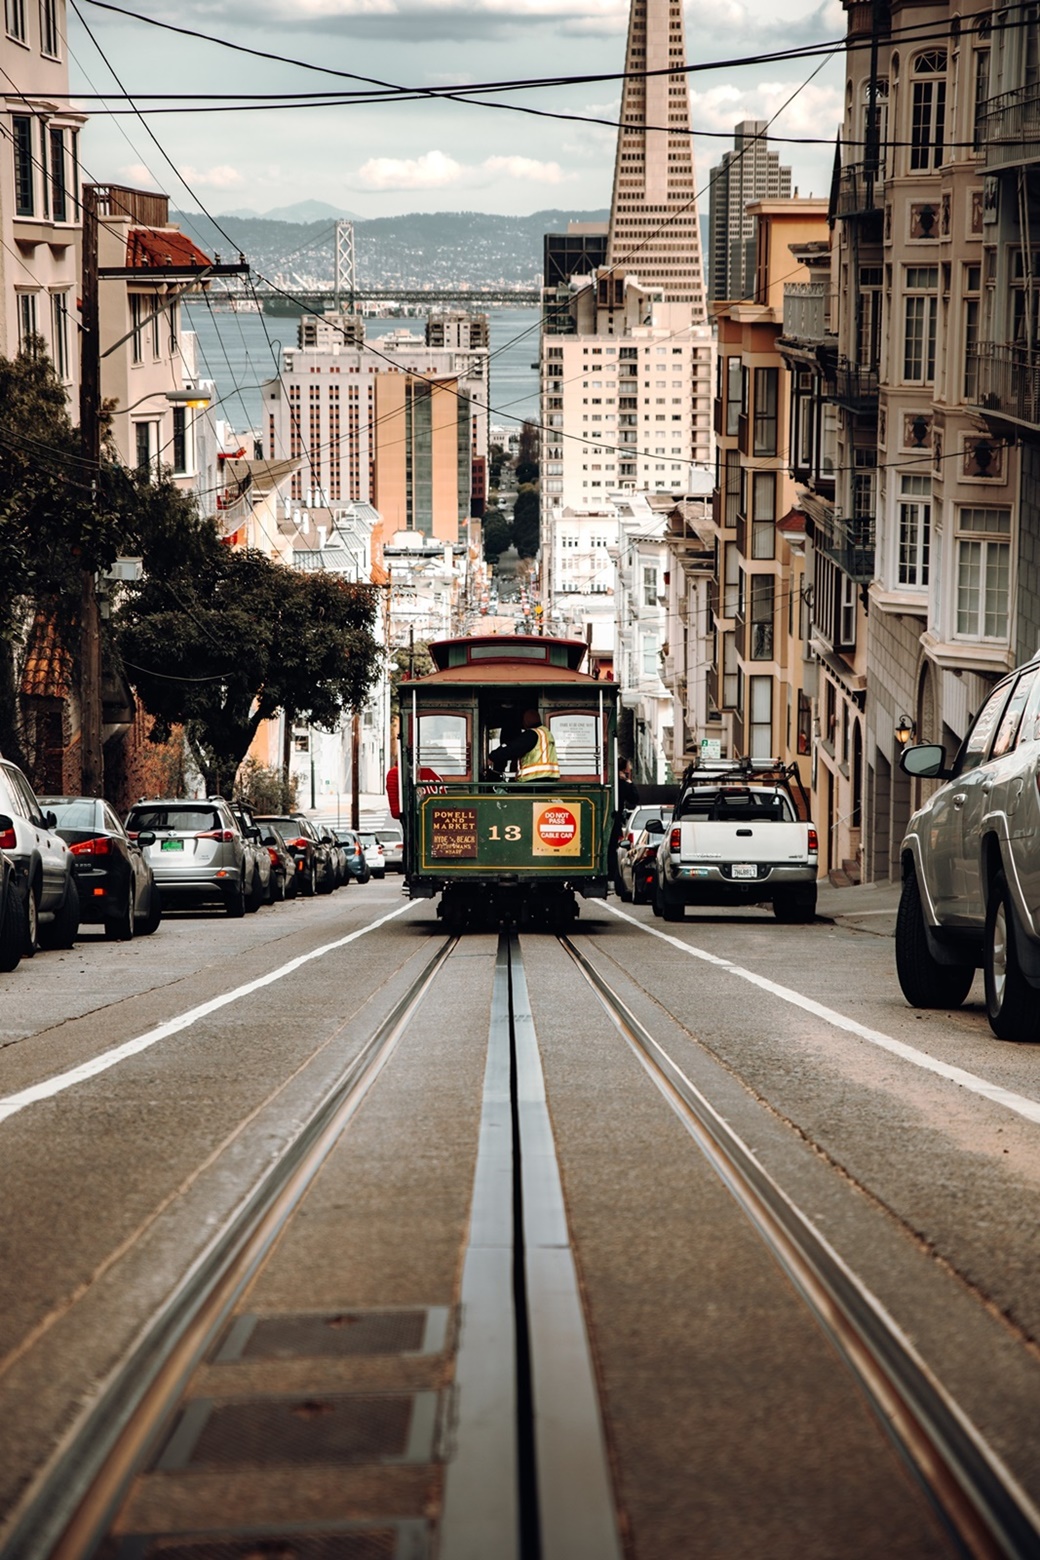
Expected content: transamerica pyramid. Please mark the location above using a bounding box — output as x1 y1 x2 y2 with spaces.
606 0 707 316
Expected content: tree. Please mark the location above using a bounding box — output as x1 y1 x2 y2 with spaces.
117 531 381 797
515 459 539 486
512 487 541 559
482 507 513 562
518 420 539 466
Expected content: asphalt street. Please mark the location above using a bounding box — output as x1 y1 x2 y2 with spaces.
1 876 1039 1557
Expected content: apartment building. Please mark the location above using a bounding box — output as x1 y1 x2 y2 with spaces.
709 122 793 304
708 201 828 822
263 322 487 544
826 0 1018 882
1 0 85 392
659 480 716 772
969 4 1040 667
94 187 217 484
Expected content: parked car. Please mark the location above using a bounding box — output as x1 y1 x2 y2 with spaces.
254 814 329 897
0 756 79 952
318 826 348 889
614 805 666 899
0 851 23 971
896 650 1040 1042
377 823 404 874
125 797 249 917
40 796 161 940
358 833 385 878
618 824 663 905
335 828 370 884
230 800 273 910
259 823 296 901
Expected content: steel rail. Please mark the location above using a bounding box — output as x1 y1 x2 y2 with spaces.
1 936 458 1560
558 933 1040 1560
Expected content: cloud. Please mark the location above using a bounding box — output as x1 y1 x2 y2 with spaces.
179 164 246 189
483 155 569 183
119 163 161 187
691 79 841 137
358 149 464 188
355 148 572 189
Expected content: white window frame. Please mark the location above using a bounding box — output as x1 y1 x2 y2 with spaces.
955 507 1011 641
898 474 931 589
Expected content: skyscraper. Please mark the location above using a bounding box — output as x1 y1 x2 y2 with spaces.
605 0 707 314
708 121 792 302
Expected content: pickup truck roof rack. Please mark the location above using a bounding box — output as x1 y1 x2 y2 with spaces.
677 756 812 821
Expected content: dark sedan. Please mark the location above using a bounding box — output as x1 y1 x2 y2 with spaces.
41 797 161 940
0 851 23 971
254 815 330 897
334 828 371 884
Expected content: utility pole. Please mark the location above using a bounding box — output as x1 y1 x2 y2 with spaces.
351 708 361 829
79 184 104 796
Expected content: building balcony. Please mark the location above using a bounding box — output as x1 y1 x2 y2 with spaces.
976 83 1040 169
811 510 875 583
835 162 884 219
781 281 829 342
968 342 1040 430
824 360 879 413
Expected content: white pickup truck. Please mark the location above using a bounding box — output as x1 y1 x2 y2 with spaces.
652 759 819 923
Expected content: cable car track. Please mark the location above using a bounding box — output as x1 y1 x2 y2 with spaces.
4 923 1040 1560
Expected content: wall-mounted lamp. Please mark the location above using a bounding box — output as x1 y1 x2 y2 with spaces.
895 714 916 746
165 388 212 409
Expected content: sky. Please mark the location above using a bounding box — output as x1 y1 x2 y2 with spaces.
65 0 847 221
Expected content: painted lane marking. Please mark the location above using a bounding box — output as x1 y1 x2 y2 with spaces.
605 903 1040 1128
0 903 413 1125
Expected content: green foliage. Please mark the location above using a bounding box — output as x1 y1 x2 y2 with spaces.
515 460 539 486
117 518 382 796
482 507 513 562
236 757 298 813
389 639 436 715
512 487 541 559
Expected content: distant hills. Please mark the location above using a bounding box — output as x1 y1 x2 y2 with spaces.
222 200 364 223
171 208 611 290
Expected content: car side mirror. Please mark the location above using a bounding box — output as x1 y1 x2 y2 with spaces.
899 743 951 780
136 830 156 846
44 810 57 828
644 818 664 834
247 827 261 841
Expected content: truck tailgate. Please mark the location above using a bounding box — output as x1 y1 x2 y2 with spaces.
679 821 811 864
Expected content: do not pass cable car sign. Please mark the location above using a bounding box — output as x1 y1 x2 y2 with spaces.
533 803 580 857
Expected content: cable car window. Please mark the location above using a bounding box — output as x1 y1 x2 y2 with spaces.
550 712 600 776
418 712 470 777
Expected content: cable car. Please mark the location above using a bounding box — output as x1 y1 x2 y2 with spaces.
394 634 620 931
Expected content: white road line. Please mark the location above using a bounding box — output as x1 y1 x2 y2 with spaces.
606 903 1040 1128
0 904 412 1125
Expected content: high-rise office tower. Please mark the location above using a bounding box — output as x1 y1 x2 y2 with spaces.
605 0 706 314
708 121 792 302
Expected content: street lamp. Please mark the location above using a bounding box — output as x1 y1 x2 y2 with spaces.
895 714 916 746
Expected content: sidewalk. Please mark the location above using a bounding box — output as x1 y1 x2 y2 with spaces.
816 877 901 937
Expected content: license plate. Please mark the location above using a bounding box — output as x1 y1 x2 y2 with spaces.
161 838 184 851
732 862 756 879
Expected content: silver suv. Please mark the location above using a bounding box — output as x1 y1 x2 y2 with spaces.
125 797 248 917
0 757 79 952
896 650 1040 1041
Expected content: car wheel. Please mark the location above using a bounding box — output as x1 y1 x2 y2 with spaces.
895 869 974 1009
655 876 684 921
773 886 818 923
225 879 247 918
105 887 136 941
272 871 286 903
23 876 39 957
246 868 264 912
984 871 1040 1042
0 885 22 971
139 885 162 936
359 870 371 885
302 867 316 898
318 866 335 895
614 871 632 903
40 875 80 949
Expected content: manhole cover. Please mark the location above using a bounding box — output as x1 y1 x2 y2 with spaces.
214 1310 447 1365
155 1393 438 1471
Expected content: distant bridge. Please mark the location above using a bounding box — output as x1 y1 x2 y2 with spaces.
247 285 542 313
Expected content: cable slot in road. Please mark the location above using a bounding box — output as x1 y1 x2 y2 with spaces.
559 931 1040 1560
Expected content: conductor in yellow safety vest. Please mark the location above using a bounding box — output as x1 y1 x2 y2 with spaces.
488 708 560 781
